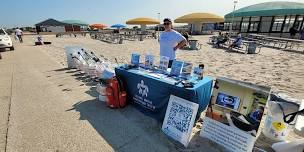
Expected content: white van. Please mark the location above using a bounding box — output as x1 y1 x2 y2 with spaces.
0 28 14 50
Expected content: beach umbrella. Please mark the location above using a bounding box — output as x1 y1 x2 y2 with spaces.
174 13 224 23
126 17 159 31
111 24 126 29
90 24 107 29
174 12 224 34
126 17 159 25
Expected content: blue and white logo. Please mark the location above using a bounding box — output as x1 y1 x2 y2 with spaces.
137 80 149 97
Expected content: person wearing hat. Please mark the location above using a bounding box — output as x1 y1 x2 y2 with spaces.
159 18 186 68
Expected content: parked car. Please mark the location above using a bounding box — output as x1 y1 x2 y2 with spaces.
0 28 14 50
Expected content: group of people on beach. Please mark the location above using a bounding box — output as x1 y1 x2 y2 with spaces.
211 31 243 50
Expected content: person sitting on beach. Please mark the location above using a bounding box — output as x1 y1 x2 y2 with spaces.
228 33 242 50
215 33 229 48
37 35 44 45
212 32 222 43
159 18 186 68
182 32 189 42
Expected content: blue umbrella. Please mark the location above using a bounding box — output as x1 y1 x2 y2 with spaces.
111 24 126 29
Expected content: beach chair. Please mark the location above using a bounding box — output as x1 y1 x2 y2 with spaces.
208 36 217 44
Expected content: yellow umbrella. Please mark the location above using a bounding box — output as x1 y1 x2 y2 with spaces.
174 13 224 23
126 17 159 25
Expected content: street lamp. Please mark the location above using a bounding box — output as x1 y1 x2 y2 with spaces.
230 0 238 36
157 13 160 39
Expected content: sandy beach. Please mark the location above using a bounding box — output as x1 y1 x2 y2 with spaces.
38 34 304 99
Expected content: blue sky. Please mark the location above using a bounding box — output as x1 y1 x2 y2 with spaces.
1 0 303 28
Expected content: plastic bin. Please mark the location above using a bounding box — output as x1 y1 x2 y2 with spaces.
247 42 257 54
263 94 300 141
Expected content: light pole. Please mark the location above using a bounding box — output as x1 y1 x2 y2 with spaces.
157 13 160 39
230 0 238 36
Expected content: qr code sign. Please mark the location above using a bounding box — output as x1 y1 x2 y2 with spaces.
167 101 194 133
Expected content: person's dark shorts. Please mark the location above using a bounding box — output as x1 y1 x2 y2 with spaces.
168 60 174 68
231 43 239 48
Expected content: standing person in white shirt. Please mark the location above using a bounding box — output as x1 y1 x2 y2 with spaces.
159 18 186 68
15 27 23 43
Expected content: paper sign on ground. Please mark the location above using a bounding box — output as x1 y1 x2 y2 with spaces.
162 95 198 147
200 77 271 152
201 117 255 152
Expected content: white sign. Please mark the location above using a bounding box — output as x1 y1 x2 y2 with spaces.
162 95 198 147
200 117 255 152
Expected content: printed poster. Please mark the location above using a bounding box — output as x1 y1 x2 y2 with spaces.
200 77 271 152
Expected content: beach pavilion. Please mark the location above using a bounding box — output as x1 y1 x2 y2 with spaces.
126 17 160 31
35 18 81 33
224 1 304 37
62 20 89 31
174 12 224 34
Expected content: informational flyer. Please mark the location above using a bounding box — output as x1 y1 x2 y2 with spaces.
180 62 193 79
170 60 184 76
131 53 140 66
159 56 170 71
200 77 271 152
144 54 154 69
162 95 199 147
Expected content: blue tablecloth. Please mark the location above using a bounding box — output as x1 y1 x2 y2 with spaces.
115 67 213 121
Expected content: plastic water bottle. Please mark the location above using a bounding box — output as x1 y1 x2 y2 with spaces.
96 83 108 102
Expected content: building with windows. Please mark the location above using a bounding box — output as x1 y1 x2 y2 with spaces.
35 18 81 33
224 1 304 37
62 20 89 31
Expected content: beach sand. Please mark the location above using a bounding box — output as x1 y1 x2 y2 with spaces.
38 34 304 99
15 34 304 151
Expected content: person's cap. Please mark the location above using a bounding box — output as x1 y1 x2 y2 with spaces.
163 18 172 23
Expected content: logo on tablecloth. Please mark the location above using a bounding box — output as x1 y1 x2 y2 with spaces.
137 80 149 97
134 80 154 110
